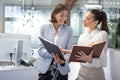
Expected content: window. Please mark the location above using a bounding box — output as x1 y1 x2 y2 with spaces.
71 8 84 44
5 6 51 48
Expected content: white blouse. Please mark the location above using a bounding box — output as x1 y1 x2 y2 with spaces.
77 28 108 68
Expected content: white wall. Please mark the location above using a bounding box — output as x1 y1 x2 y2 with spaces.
108 48 120 80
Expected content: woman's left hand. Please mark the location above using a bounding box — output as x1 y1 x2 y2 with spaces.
59 47 72 53
53 53 65 64
75 50 93 63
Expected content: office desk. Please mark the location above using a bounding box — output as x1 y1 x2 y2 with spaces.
0 66 39 80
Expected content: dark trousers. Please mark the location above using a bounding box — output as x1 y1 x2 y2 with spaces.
56 73 68 80
38 71 68 80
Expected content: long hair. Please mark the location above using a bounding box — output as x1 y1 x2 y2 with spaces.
90 9 109 34
50 3 68 23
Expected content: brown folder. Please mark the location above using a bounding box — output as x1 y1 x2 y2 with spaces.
69 41 106 63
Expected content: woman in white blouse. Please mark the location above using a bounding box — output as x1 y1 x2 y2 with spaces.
60 9 109 80
76 9 109 80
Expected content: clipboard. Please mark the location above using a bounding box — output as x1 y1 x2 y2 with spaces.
39 37 65 61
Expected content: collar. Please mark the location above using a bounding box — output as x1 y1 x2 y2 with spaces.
50 23 63 34
87 27 100 36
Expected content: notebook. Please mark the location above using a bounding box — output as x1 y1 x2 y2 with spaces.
69 41 106 62
39 37 65 61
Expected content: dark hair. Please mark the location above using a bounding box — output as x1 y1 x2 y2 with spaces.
50 3 68 23
90 9 109 34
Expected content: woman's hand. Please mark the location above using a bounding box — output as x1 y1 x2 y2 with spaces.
75 50 93 63
53 53 65 64
59 47 72 53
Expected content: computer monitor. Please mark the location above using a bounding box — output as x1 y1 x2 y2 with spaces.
0 33 31 66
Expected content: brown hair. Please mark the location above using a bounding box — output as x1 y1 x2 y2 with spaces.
50 3 68 23
90 9 109 34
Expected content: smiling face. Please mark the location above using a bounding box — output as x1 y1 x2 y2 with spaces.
54 10 68 26
50 4 68 26
83 11 98 29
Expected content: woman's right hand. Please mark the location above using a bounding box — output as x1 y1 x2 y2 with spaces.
52 53 65 64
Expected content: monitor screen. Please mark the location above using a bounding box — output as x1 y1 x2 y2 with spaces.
0 33 31 66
